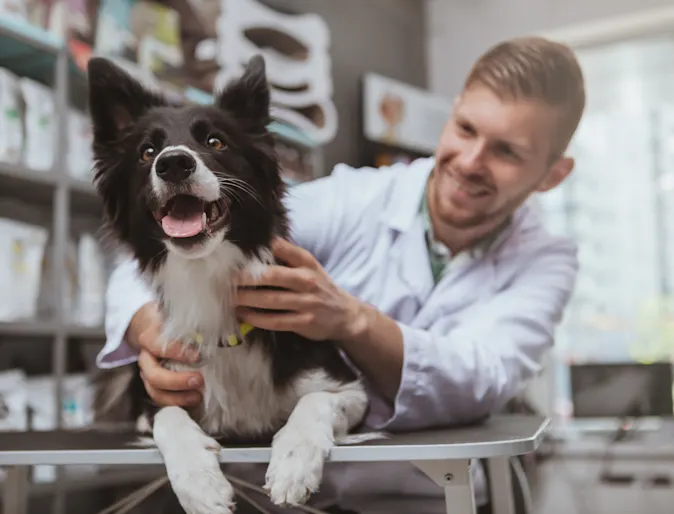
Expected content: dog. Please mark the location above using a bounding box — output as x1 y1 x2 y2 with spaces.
87 55 377 514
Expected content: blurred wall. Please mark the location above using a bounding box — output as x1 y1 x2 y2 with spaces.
260 0 428 172
426 0 674 97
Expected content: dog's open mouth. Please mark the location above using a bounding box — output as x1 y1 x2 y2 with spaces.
154 195 228 239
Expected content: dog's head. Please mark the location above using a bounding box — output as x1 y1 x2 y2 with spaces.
87 55 287 269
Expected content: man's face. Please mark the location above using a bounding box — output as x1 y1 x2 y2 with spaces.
430 83 573 230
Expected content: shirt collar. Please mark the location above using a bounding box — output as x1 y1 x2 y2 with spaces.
419 176 512 262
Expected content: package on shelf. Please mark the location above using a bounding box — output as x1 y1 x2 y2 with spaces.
37 234 77 322
68 108 94 180
0 0 27 19
0 218 49 322
26 373 98 482
0 67 24 164
0 369 28 432
0 369 28 483
73 233 106 327
19 77 55 172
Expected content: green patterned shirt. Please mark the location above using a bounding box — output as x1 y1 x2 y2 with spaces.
419 183 509 284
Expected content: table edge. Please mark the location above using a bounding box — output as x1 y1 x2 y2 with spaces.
0 417 551 466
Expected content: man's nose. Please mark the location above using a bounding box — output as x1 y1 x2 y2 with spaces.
455 141 486 173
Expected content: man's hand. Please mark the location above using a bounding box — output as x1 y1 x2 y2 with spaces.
235 238 367 342
126 302 204 408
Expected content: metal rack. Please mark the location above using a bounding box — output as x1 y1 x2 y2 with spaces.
0 15 324 512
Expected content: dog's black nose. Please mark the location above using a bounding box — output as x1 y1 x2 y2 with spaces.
155 150 197 183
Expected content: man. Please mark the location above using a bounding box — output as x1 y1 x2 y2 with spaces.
98 36 585 513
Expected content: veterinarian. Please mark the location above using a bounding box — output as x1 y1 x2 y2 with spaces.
98 36 584 514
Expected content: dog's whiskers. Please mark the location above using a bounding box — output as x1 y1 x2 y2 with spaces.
218 177 262 206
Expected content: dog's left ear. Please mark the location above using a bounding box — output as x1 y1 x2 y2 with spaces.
215 54 270 128
87 57 166 143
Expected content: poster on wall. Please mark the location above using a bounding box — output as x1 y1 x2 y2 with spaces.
362 72 451 155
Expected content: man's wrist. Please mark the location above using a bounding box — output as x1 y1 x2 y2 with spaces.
340 297 372 347
125 301 157 351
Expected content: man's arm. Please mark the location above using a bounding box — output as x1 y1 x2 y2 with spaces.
348 239 579 430
237 236 578 430
96 257 156 368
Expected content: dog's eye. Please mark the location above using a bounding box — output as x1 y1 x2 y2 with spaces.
207 137 226 151
140 145 156 162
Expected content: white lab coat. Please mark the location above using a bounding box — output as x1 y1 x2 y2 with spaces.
98 157 578 513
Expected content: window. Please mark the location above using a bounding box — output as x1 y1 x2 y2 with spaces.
536 34 674 415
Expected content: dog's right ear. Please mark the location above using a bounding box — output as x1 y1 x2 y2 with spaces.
87 58 166 143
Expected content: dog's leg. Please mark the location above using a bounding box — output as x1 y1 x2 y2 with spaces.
153 406 235 514
264 380 368 506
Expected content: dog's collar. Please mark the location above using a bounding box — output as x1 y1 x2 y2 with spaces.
219 322 256 348
187 322 255 349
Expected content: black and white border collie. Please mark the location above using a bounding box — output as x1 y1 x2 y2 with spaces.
87 55 377 514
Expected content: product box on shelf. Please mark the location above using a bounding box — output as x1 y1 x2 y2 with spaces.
0 217 49 322
68 107 94 181
18 77 55 172
0 369 98 483
0 67 24 164
36 229 107 327
73 233 107 327
94 0 185 88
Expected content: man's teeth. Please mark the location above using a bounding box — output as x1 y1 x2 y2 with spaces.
452 177 486 196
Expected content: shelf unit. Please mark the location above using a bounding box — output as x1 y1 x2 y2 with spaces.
0 13 325 512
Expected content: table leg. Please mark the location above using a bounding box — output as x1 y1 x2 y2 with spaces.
412 459 476 514
487 457 515 514
3 465 29 514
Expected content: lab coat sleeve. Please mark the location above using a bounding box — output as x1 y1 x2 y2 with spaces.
95 257 157 369
371 238 579 431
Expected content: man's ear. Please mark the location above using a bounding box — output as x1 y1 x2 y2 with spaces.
215 54 270 128
537 156 574 193
87 57 166 143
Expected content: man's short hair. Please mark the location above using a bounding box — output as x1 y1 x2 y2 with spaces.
464 36 586 158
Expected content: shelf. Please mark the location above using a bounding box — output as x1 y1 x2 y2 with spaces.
0 320 105 339
0 320 59 337
69 176 102 216
0 16 81 85
0 162 57 206
0 162 101 215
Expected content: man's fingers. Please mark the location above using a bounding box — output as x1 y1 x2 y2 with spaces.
271 238 317 269
142 377 203 408
237 265 318 292
138 351 203 392
138 328 200 363
236 288 312 311
236 307 313 333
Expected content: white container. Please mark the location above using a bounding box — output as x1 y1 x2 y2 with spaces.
0 67 24 164
19 78 55 172
0 218 49 321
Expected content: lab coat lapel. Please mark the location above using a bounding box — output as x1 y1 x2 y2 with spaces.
421 251 496 324
389 216 435 304
380 158 436 305
417 207 524 324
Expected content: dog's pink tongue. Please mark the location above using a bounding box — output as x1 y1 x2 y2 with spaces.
161 196 205 238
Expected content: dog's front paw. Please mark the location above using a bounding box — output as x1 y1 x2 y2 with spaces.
165 435 234 514
264 425 331 506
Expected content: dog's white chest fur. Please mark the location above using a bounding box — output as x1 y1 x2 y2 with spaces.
146 241 335 437
151 242 252 344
